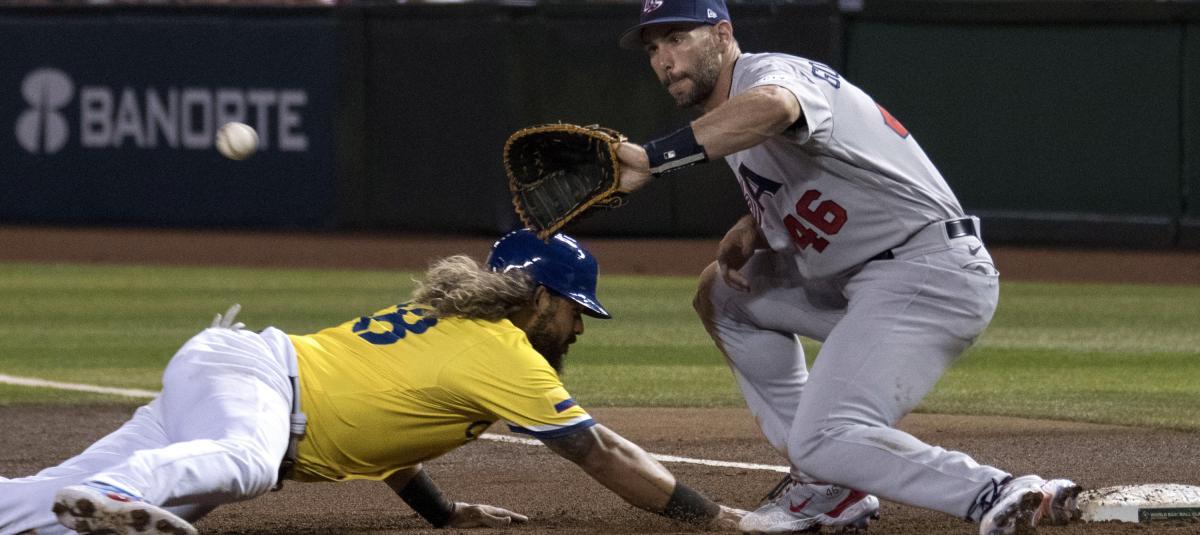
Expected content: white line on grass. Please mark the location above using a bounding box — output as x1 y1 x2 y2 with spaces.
0 373 789 473
0 374 160 399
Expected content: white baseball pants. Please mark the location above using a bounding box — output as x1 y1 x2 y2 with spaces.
0 327 294 535
703 219 1009 518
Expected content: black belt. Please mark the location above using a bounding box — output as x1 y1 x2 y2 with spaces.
870 218 978 262
944 217 978 239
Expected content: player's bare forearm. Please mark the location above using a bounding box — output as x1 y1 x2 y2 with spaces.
694 85 801 158
386 465 457 527
730 214 769 249
542 425 676 511
717 215 769 292
386 465 529 528
542 425 734 527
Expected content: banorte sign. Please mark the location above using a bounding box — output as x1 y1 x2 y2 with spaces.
14 66 310 156
15 68 72 154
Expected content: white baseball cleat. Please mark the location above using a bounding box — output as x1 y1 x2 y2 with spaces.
978 475 1082 535
52 482 197 535
739 476 881 533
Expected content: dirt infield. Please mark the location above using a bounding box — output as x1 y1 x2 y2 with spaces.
3 407 1198 534
2 226 1199 534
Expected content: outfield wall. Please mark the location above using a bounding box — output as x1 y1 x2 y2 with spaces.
345 2 839 237
0 7 341 229
845 1 1200 247
1 1 1198 248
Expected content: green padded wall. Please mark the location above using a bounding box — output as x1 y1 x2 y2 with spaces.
846 22 1181 245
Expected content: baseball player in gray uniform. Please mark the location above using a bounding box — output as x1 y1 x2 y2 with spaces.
613 0 1081 534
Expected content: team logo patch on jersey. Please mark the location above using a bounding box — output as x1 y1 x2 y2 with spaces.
737 163 783 222
554 398 578 413
643 0 663 13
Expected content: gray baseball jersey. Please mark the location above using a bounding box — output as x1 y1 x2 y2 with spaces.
725 52 965 279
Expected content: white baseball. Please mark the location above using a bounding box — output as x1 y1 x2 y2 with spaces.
215 122 259 160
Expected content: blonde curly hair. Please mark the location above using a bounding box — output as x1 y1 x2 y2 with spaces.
411 255 535 321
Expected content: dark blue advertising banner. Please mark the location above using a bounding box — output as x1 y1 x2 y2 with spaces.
0 11 338 228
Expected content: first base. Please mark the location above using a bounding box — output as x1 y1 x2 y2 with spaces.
1080 484 1200 523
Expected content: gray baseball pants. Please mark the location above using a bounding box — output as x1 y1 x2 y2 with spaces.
700 219 1009 518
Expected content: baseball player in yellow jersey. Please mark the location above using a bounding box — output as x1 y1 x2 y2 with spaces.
0 229 745 535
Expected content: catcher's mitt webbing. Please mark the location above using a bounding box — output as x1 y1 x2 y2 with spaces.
644 124 708 175
504 123 624 240
516 168 599 231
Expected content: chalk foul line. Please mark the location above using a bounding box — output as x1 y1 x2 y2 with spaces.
0 373 789 474
0 373 160 399
481 433 788 473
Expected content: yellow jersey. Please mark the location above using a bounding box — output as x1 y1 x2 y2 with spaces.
287 303 593 482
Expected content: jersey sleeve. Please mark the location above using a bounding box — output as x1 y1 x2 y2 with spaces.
738 55 835 146
439 336 594 440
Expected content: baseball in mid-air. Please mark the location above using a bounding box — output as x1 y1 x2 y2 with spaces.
215 122 259 160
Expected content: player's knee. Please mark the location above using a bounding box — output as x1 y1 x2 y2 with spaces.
696 261 720 328
693 262 721 321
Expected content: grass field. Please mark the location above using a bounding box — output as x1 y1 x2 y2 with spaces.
1 262 1198 431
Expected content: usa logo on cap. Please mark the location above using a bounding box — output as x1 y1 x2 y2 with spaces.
619 0 732 49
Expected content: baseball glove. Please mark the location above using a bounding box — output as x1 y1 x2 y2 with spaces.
503 123 627 240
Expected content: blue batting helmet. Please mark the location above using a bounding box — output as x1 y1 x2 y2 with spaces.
487 229 611 319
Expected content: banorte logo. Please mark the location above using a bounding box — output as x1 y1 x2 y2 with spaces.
642 0 663 14
15 68 73 154
12 66 310 156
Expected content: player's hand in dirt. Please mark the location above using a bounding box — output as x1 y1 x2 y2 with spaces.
717 216 764 292
616 142 653 194
446 502 530 528
709 505 748 531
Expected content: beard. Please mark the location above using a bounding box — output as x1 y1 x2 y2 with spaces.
667 34 723 108
525 308 572 374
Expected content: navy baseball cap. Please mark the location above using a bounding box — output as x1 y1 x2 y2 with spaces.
487 229 611 319
618 0 731 50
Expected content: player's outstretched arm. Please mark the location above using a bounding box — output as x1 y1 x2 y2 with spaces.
693 84 802 158
541 424 745 530
618 86 800 196
385 464 529 528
